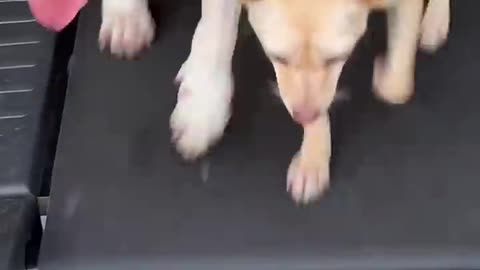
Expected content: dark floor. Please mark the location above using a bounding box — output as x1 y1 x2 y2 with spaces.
37 1 480 270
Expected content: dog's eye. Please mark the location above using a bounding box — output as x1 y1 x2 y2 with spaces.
325 55 348 66
270 54 289 65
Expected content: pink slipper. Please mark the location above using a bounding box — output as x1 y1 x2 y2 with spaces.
28 0 88 32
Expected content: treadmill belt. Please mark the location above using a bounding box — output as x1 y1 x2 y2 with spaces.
40 1 480 269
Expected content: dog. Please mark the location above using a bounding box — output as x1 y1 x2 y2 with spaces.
170 0 450 204
34 0 448 204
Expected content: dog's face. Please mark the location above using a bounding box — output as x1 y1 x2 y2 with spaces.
244 0 374 124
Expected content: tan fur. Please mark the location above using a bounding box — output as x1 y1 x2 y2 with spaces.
171 0 450 204
363 0 389 9
242 0 450 203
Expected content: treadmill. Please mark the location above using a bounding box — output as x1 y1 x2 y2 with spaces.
39 1 480 269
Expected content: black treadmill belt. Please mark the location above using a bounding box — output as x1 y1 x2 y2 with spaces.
40 1 480 269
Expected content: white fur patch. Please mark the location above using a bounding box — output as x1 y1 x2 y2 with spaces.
99 0 155 58
170 1 241 160
170 58 233 160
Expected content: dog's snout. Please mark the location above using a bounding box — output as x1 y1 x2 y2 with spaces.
292 108 320 125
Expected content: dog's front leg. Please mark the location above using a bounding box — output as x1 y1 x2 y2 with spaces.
288 116 331 204
420 0 450 52
99 0 155 58
170 0 241 160
373 0 424 104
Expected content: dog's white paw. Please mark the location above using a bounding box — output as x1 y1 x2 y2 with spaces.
420 0 450 52
170 60 233 160
99 0 155 58
287 152 330 204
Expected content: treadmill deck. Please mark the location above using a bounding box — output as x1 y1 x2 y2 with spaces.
40 1 480 269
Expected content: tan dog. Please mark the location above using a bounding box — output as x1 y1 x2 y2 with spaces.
168 0 450 204
170 0 451 204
